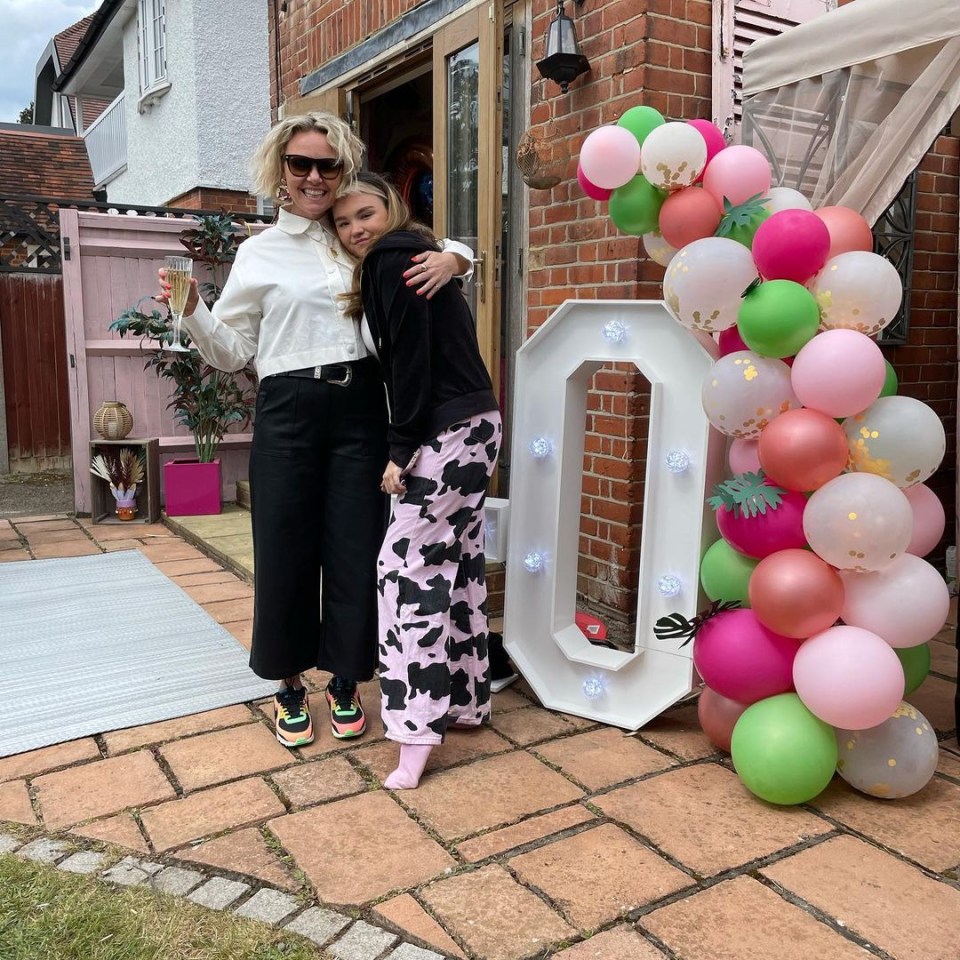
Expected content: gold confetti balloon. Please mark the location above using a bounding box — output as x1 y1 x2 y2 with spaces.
643 229 678 267
842 396 946 489
835 702 939 799
639 121 707 190
810 250 903 335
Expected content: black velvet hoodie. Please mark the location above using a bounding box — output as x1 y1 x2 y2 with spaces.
360 230 498 468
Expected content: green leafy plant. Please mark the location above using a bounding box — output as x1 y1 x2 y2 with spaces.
109 213 256 463
715 192 771 248
707 471 785 518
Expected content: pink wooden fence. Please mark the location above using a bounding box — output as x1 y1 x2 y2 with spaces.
60 210 266 514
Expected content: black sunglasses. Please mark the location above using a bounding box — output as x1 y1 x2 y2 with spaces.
283 154 344 179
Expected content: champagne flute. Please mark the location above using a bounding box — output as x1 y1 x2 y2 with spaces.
164 256 193 353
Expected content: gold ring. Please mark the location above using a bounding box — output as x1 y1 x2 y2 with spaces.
422 264 427 273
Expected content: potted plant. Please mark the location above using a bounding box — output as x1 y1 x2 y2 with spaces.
110 213 257 516
90 447 145 520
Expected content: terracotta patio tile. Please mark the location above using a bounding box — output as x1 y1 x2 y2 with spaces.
353 726 512 782
34 751 175 829
492 686 535 712
102 539 147 552
420 864 575 960
14 518 78 531
31 540 101 559
555 925 668 959
170 570 240 587
154 557 224 576
11 514 71 524
0 738 100 783
534 727 676 790
271 755 366 806
223 619 253 650
17 529 91 545
762 835 960 960
202 597 255 624
399 752 584 841
71 813 150 853
0 549 31 562
937 748 960 780
141 777 286 851
928 639 957 679
269 791 455 905
136 541 207 563
510 823 691 929
181 580 255 605
594 763 832 876
809 776 960 871
910 675 957 734
634 703 719 760
160 722 294 791
641 875 871 960
0 780 37 824
456 805 596 862
173 826 298 890
103 705 254 754
373 893 466 958
490 706 583 745
80 519 175 536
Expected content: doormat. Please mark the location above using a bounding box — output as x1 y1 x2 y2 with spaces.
0 550 276 757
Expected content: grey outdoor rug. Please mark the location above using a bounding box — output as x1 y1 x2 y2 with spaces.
0 550 276 757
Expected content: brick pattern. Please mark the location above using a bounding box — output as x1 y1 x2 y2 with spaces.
166 187 260 213
0 129 94 199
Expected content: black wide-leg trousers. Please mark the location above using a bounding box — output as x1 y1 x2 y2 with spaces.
247 357 388 682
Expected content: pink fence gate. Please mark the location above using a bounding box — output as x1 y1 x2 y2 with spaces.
60 210 265 514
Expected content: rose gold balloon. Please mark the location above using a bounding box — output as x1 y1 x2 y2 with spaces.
814 205 874 259
697 685 749 753
748 548 845 639
758 407 848 492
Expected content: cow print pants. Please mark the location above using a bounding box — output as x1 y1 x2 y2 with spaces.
377 411 502 744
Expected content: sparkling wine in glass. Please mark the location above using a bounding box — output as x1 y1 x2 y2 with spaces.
164 256 193 353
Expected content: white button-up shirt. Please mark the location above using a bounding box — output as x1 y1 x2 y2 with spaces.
181 207 473 380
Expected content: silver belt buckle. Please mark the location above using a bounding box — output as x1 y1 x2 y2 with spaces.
314 364 352 386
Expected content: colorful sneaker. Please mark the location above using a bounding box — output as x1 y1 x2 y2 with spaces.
325 677 366 739
274 685 314 747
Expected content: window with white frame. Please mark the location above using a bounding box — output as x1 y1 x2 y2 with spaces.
139 0 167 92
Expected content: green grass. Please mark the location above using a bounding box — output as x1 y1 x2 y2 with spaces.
0 854 331 960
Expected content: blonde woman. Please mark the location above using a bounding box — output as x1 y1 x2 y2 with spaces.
158 114 472 747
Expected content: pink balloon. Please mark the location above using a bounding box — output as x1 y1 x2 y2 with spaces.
715 488 808 559
904 483 946 557
717 325 749 356
790 329 886 418
694 609 801 704
839 554 950 648
752 209 831 284
697 685 749 752
577 162 612 201
579 125 641 190
687 119 727 182
793 625 905 729
702 145 772 207
728 438 761 475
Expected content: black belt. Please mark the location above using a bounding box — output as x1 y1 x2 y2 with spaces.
270 360 370 387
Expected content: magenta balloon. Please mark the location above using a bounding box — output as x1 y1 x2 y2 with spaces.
715 488 808 559
904 483 946 557
728 438 761 475
793 625 905 729
717 325 749 356
577 162 613 201
693 609 801 704
687 119 727 174
752 209 831 284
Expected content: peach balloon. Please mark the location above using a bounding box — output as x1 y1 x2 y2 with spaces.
749 548 845 639
697 686 749 753
658 186 722 249
729 438 761 475
904 483 946 557
815 205 874 259
758 407 849 492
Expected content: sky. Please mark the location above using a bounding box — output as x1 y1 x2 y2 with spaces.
0 0 100 123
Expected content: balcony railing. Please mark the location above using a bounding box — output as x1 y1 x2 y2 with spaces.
83 92 127 187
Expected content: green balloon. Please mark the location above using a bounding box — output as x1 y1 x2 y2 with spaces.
609 175 666 236
617 105 666 146
731 693 837 805
880 359 898 398
737 280 820 358
895 643 931 695
700 539 757 606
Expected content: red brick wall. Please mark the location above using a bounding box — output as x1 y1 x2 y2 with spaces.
166 188 259 214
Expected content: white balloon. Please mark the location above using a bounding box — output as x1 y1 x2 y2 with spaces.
643 230 678 267
763 187 813 214
810 251 903 335
640 122 708 191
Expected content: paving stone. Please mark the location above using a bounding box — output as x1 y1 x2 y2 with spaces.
71 813 150 853
398 752 584 841
17 837 70 863
33 751 175 829
0 833 21 853
373 893 466 958
271 755 367 806
0 738 100 783
509 823 691 929
642 875 871 960
170 570 241 587
223 619 253 650
328 920 397 960
634 703 719 760
283 906 351 945
154 557 224 576
270 792 455 905
910 675 958 734
387 945 446 960
456 805 596 863
57 850 108 874
0 779 37 824
188 876 251 910
202 597 255 625
101 856 164 886
19 529 93 545
153 866 204 896
929 638 958 679
762 834 960 960
234 888 299 925
594 762 832 876
938 748 960 780
141 777 286 851
810 776 960 871
160 722 294 791
420 863 575 960
554 925 669 959
534 727 676 789
491 686 534 712
489 706 584 745
31 540 101 558
182 580 255 605
137 541 207 563
102 705 254 754
173 826 297 890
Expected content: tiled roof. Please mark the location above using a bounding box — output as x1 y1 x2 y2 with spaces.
0 129 94 199
53 15 95 70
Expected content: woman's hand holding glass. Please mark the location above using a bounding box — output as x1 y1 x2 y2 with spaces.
157 258 200 351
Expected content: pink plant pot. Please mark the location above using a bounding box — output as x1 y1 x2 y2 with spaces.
163 458 222 516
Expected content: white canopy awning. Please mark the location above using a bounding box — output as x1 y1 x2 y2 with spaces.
741 0 960 224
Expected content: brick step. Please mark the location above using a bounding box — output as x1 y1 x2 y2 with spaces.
236 480 251 510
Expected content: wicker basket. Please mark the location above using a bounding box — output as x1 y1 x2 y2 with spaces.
93 401 134 440
515 126 566 190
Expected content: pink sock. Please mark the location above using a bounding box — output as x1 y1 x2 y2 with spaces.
384 744 434 790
